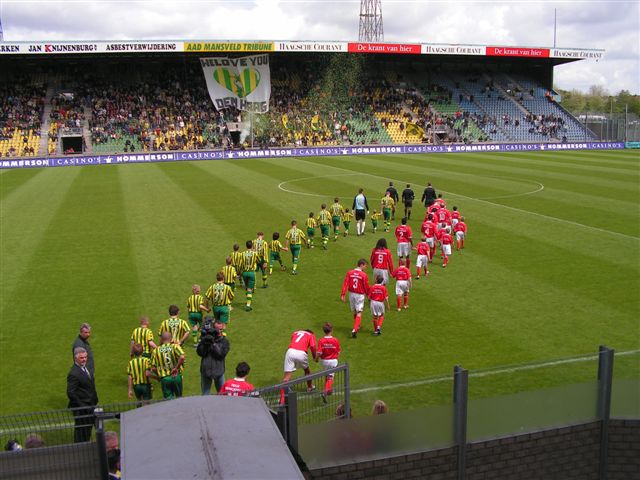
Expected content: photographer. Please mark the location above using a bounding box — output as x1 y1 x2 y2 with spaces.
196 317 230 395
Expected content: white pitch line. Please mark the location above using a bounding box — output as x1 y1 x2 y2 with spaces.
286 157 639 241
279 171 545 201
479 180 545 200
277 173 360 197
351 349 640 395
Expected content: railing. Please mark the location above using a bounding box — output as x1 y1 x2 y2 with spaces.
252 364 350 452
297 346 639 475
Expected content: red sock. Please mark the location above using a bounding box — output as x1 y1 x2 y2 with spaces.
279 388 286 405
457 240 461 249
373 319 378 331
404 294 409 306
353 313 362 332
416 268 420 277
397 297 402 309
378 315 384 328
461 239 464 249
406 257 411 268
444 256 449 266
325 377 333 394
430 246 435 258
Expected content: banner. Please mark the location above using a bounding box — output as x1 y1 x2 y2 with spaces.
186 42 273 52
0 142 627 170
200 54 271 113
406 122 425 138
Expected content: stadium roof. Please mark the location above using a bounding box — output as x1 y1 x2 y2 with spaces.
0 39 604 65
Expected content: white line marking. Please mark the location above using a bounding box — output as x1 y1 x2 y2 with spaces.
479 180 545 200
351 349 640 395
277 173 360 197
286 157 639 241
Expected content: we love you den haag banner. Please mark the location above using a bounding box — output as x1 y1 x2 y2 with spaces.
200 54 271 113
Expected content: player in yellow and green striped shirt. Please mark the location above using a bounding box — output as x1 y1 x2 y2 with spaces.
206 272 235 326
128 343 152 402
330 198 345 240
187 285 210 346
381 192 395 232
158 305 190 346
306 213 317 249
241 240 259 311
253 232 270 288
269 232 288 274
342 208 354 236
150 332 185 399
221 257 237 292
231 244 244 278
285 220 306 275
130 316 157 358
317 204 332 249
370 210 382 233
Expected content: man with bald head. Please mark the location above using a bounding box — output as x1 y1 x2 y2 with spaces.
150 331 186 399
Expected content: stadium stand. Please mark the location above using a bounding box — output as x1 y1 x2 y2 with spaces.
0 83 45 157
0 56 597 156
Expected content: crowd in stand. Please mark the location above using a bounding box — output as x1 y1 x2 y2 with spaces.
0 82 46 157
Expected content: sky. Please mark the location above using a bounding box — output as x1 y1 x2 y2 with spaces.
1 0 638 94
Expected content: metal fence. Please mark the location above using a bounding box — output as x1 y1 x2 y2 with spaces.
576 112 640 142
252 364 350 453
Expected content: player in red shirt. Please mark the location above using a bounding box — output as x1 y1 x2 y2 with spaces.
368 274 390 335
421 214 438 261
435 194 446 209
454 216 467 250
450 206 462 228
394 217 413 269
370 238 394 285
436 206 451 229
341 259 370 338
218 362 254 396
440 226 454 267
315 322 341 400
282 329 317 392
392 259 413 311
414 237 431 279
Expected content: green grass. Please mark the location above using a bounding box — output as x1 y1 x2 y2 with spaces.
1 149 639 418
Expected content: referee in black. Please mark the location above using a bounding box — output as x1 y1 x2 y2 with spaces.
421 182 437 209
385 182 399 220
401 184 415 220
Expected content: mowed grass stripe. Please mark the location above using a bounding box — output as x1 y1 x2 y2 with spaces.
0 168 45 203
471 151 640 178
0 168 81 319
0 166 142 412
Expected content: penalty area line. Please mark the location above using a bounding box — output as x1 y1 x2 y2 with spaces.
350 349 640 395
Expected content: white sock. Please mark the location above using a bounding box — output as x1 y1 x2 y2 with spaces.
362 221 366 232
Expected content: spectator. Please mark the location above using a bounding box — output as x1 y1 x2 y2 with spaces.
72 323 94 375
107 449 121 480
24 434 45 449
371 400 388 415
196 318 230 395
67 347 99 443
105 431 119 452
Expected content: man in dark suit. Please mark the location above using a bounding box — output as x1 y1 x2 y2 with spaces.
67 347 99 443
421 183 437 208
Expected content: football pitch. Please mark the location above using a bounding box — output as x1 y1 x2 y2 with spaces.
0 149 638 416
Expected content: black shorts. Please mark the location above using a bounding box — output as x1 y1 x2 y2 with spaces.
404 201 413 208
355 209 366 221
